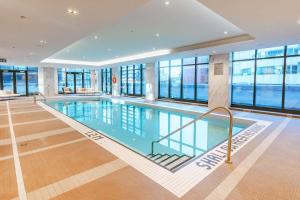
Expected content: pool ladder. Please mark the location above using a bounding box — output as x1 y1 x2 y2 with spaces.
150 107 233 171
33 92 47 103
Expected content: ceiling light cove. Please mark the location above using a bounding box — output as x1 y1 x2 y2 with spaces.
41 49 171 67
165 1 170 6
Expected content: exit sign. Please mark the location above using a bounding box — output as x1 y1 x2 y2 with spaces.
0 58 7 63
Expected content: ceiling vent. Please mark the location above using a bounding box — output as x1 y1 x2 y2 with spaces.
214 63 224 75
0 58 7 63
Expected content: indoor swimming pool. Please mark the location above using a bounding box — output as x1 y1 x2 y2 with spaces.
46 98 252 171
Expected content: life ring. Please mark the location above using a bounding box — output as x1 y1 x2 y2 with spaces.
112 76 117 84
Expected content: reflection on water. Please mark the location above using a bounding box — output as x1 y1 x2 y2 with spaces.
48 99 248 157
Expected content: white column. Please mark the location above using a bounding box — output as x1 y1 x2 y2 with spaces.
208 54 230 108
90 69 97 90
112 67 120 97
145 62 157 101
38 67 57 97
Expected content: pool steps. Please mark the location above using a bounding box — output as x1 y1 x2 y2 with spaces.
147 154 194 172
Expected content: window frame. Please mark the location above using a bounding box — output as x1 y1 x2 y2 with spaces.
231 45 300 114
120 64 145 97
158 57 209 104
101 68 112 94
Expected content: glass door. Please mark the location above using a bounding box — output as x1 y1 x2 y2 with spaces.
66 72 84 93
75 73 83 92
3 72 14 93
16 72 27 95
66 73 75 93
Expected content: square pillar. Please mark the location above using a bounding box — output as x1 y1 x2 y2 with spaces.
38 67 57 97
112 67 120 97
145 62 157 101
208 54 231 108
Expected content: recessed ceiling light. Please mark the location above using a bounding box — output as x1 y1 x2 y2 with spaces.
155 33 160 37
39 40 47 44
224 31 228 35
165 1 170 6
297 19 300 25
94 35 98 40
67 8 79 15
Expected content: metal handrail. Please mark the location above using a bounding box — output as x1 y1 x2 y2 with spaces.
33 92 47 103
151 106 233 164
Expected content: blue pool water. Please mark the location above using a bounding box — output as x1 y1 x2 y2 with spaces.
47 99 250 158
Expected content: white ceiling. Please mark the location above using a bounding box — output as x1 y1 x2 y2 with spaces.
48 0 243 62
1 0 300 68
197 0 300 50
0 0 149 66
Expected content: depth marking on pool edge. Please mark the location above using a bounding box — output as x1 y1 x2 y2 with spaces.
204 118 290 200
195 123 266 170
38 101 272 198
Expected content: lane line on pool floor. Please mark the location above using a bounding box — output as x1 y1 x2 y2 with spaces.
7 101 28 200
204 117 290 200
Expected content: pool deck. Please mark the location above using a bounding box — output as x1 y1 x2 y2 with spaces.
0 97 299 200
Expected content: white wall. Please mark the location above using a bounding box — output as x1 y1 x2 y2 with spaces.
208 54 231 108
38 67 57 96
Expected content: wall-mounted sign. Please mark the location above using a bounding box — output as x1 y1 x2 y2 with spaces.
214 63 224 75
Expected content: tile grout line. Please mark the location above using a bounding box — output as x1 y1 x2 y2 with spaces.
0 118 58 128
20 137 88 157
0 138 88 161
6 101 28 200
204 118 290 200
12 159 127 200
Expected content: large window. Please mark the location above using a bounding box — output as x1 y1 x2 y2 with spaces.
120 64 145 96
232 44 300 113
158 56 209 102
101 68 112 94
0 65 38 96
57 68 91 94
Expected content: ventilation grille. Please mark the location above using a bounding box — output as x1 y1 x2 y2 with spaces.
0 58 7 63
214 63 224 75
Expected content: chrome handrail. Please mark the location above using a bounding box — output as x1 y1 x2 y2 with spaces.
33 92 47 103
151 106 233 164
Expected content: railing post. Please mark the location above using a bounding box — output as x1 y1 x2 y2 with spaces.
33 93 36 104
225 108 233 164
150 106 234 164
151 142 154 155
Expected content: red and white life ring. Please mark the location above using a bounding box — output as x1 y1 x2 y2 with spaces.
112 76 117 84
